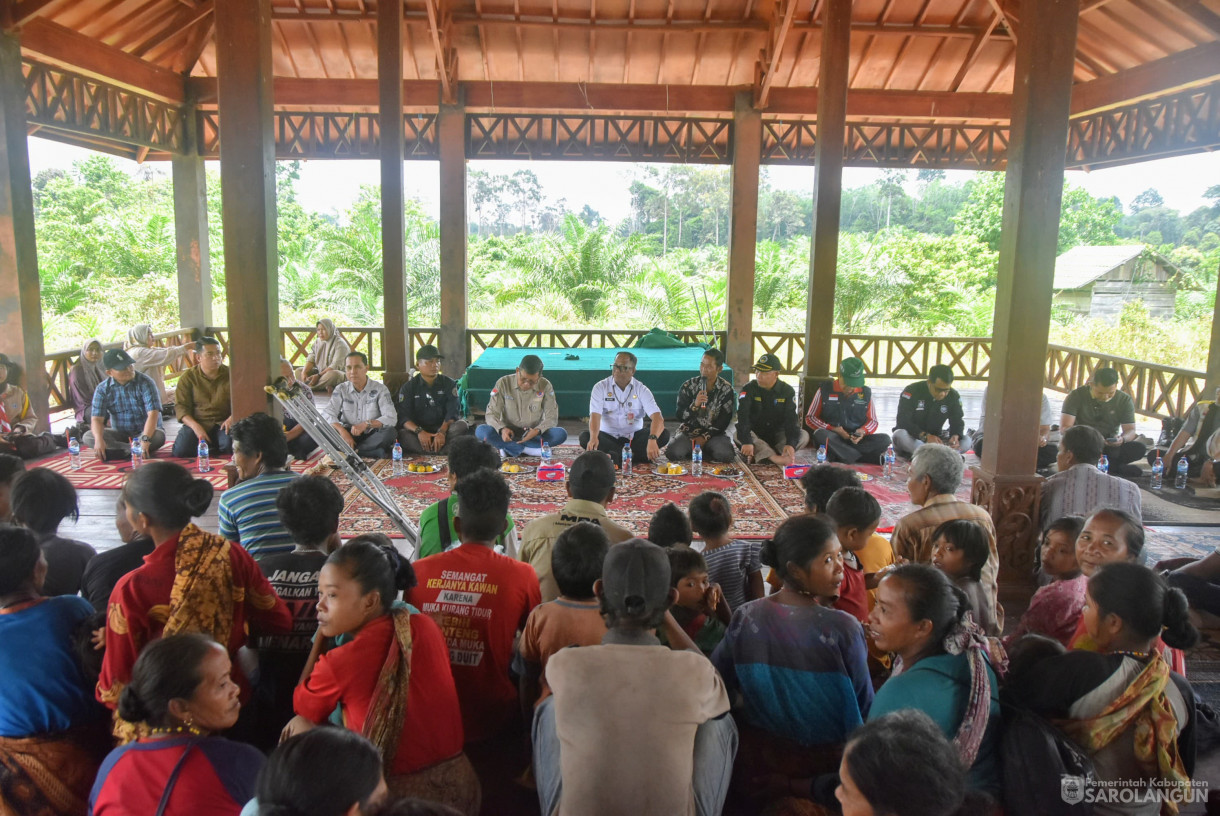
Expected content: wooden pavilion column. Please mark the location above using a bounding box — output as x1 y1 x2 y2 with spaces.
437 94 467 377
1207 272 1220 389
215 0 278 419
801 0 850 397
379 0 408 373
172 105 212 333
0 33 48 430
973 0 1079 599
726 92 761 387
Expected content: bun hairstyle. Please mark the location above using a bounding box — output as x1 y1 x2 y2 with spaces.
117 633 218 727
688 491 732 537
885 564 969 649
122 461 214 530
0 525 42 595
1088 562 1200 650
327 534 417 614
256 728 383 816
761 514 838 583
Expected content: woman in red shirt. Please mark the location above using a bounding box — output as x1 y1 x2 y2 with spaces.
97 462 292 739
282 535 477 815
90 633 263 816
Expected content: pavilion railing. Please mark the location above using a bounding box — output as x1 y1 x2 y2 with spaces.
43 328 198 413
43 327 1206 421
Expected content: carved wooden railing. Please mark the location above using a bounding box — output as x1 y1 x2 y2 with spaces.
43 328 199 412
45 327 1206 421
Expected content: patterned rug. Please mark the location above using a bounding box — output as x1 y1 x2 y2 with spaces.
37 450 316 491
312 452 970 540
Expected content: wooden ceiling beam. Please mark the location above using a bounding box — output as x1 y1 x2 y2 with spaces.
1070 40 1220 114
172 16 214 74
422 0 456 102
949 11 1001 91
753 0 799 107
131 0 215 59
1161 0 1220 38
7 0 69 28
19 18 184 103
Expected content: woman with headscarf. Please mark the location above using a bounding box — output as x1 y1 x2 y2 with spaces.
297 319 350 393
125 324 193 404
68 338 106 439
0 354 57 459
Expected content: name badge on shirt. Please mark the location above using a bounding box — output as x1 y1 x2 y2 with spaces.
627 411 635 422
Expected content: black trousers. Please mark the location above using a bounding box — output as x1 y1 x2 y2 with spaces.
972 434 1059 470
578 427 671 466
811 428 892 465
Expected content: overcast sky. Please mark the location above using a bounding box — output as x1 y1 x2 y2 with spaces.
27 135 1220 226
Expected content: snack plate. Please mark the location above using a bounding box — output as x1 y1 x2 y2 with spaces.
500 463 537 475
705 466 744 479
857 473 874 482
653 464 687 477
403 462 445 475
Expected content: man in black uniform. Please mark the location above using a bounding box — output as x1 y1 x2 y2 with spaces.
804 356 891 465
395 344 469 454
736 354 809 466
892 364 968 459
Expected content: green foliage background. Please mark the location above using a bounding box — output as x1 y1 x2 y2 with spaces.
33 157 1220 370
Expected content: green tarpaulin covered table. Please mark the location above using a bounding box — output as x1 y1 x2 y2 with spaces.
464 347 733 420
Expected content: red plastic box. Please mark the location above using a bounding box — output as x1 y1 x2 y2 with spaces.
537 462 567 481
783 463 811 479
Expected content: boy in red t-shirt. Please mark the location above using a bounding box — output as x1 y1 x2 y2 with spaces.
824 487 882 624
407 468 542 744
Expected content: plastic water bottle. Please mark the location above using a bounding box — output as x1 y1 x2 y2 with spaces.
197 439 211 473
392 442 404 476
692 444 703 476
541 441 552 464
1176 457 1189 489
884 445 896 480
817 444 828 465
68 436 82 470
130 437 143 469
1150 455 1164 489
621 444 632 478
1098 454 1109 474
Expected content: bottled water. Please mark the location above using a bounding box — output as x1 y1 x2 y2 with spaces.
541 441 552 464
692 444 703 476
68 436 81 470
130 437 143 469
621 444 632 478
1176 457 1189 489
1150 455 1164 489
392 442 404 476
197 439 211 473
1098 454 1109 474
884 445 896 480
817 444 827 465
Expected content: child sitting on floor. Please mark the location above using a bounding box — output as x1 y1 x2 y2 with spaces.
514 522 610 713
690 491 763 611
417 436 519 559
1003 516 1087 649
930 519 1001 637
659 547 732 655
824 487 883 624
647 502 692 548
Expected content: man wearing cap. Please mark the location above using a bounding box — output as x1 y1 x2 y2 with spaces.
323 351 397 458
533 539 736 816
170 336 233 459
476 353 566 457
396 344 469 455
86 348 166 461
666 348 737 463
804 357 891 465
736 354 808 466
892 364 969 459
580 351 669 466
519 451 633 602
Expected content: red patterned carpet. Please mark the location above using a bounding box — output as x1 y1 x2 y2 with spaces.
312 452 972 540
37 450 316 491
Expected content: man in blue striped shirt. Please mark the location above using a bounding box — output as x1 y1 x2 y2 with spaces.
218 413 299 559
85 349 165 461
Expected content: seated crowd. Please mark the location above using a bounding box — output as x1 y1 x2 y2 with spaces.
0 329 1210 816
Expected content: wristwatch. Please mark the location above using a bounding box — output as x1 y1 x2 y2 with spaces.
648 434 658 440
139 435 151 442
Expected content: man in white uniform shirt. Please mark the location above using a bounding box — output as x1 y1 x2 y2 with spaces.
322 351 398 458
579 351 669 467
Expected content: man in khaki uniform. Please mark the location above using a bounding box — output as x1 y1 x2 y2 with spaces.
476 354 566 458
519 451 632 601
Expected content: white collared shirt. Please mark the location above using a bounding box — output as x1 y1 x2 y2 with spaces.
589 376 660 438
